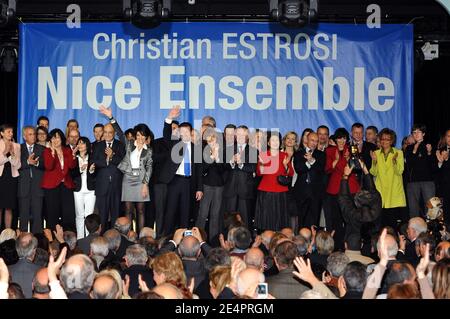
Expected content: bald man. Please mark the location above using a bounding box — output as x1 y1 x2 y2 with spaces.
244 248 265 272
236 268 265 298
280 228 294 240
32 268 50 299
92 121 126 232
91 274 121 299
153 283 183 299
293 132 326 229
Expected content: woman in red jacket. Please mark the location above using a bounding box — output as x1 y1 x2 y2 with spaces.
41 128 76 231
254 131 294 231
324 128 360 249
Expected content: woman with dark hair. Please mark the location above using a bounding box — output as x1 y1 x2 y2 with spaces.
0 124 21 229
36 126 49 148
324 127 359 249
254 131 294 231
71 136 96 238
41 128 76 231
369 128 406 229
118 123 153 232
300 128 314 150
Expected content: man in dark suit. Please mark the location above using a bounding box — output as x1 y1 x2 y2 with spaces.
179 235 206 290
18 126 45 233
8 233 40 298
76 214 101 255
91 123 104 153
123 244 155 297
351 122 377 170
222 125 258 228
159 107 203 237
114 217 135 260
92 122 125 232
293 132 326 229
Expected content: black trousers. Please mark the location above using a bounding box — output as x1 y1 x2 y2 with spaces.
196 185 223 242
162 176 191 237
44 184 75 231
96 182 121 233
153 183 168 237
323 194 345 250
18 193 43 234
296 192 322 229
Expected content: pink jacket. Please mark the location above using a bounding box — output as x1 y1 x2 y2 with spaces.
0 139 21 178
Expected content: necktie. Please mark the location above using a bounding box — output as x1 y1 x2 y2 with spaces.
107 142 111 148
183 143 191 176
28 145 33 178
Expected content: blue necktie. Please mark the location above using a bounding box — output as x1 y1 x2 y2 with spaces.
183 143 191 176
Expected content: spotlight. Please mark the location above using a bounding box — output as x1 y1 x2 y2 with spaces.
269 0 318 27
0 44 17 72
0 0 16 27
124 0 171 29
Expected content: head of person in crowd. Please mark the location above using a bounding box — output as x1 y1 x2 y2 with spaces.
224 211 245 231
114 217 132 237
379 128 396 152
384 261 417 292
300 128 314 149
8 283 25 299
273 241 298 271
128 230 138 242
435 241 450 262
260 230 275 250
231 227 252 252
437 128 450 149
132 123 154 147
281 131 299 152
315 231 335 256
244 248 265 272
138 236 159 265
236 268 265 299
351 122 364 144
91 271 121 299
236 125 250 147
65 119 79 138
36 126 48 146
0 123 14 141
173 121 190 143
48 240 60 261
431 259 450 299
204 248 231 273
268 232 289 257
224 124 236 146
37 116 49 129
60 254 96 296
340 261 367 297
134 291 164 299
33 247 49 267
178 235 201 261
209 265 232 299
138 227 155 239
22 126 36 146
124 244 147 267
201 123 214 140
376 233 399 260
333 128 350 151
123 128 134 142
152 282 184 299
103 229 121 254
48 128 66 150
67 129 80 148
293 235 308 256
317 125 330 150
306 132 319 151
152 252 186 287
90 236 110 269
16 232 38 261
365 126 378 144
170 120 180 138
32 267 50 299
387 283 420 299
411 124 427 143
345 233 362 252
249 129 267 152
299 227 312 243
93 123 104 142
415 232 436 258
75 137 91 158
327 252 350 279
0 228 16 244
85 213 101 236
102 123 115 143
407 217 428 242
63 231 77 251
266 131 282 152
280 227 294 240
202 115 216 128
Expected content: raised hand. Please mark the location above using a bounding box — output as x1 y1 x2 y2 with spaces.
343 164 353 177
168 105 181 120
105 147 113 159
436 150 444 163
195 191 203 201
252 235 262 248
293 257 318 285
416 243 430 279
48 246 67 282
191 227 204 243
89 163 96 173
219 234 232 251
378 228 389 266
141 184 149 199
370 150 377 164
442 150 449 161
282 154 290 167
53 224 64 243
122 275 130 298
28 153 38 166
72 145 79 157
0 257 9 284
173 228 186 245
138 274 150 292
99 105 113 119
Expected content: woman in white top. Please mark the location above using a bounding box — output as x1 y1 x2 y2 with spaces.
71 137 96 239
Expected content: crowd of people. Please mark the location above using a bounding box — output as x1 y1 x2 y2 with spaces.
0 105 449 299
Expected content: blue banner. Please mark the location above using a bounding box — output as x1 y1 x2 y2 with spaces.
18 22 413 143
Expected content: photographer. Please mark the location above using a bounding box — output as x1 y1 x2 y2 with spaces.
369 128 407 230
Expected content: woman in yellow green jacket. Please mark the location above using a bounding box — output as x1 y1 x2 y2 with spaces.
369 128 407 229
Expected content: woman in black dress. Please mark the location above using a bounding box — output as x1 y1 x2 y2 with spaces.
0 124 21 229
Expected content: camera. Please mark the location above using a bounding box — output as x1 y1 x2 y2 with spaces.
256 283 268 299
183 230 193 237
348 143 362 170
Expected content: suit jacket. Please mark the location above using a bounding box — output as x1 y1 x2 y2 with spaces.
8 258 41 298
266 267 310 299
92 139 126 196
18 143 45 197
202 143 226 186
223 144 258 199
354 140 377 170
158 120 203 192
76 233 99 255
116 235 134 260
123 264 155 297
182 259 207 290
41 147 76 189
71 154 96 192
293 148 326 197
0 139 21 177
151 137 170 185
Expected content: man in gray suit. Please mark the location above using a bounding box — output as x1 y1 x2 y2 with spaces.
8 233 40 298
18 126 45 233
266 241 309 299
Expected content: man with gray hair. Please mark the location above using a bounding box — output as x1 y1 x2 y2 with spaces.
324 252 350 296
90 273 121 299
90 236 110 270
32 267 50 299
399 217 428 267
178 236 205 290
244 248 265 272
123 244 154 297
63 231 77 252
114 217 134 260
8 232 40 298
60 254 96 299
236 268 265 298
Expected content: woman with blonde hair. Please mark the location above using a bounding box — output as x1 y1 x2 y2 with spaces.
209 265 234 299
432 259 450 299
0 229 16 244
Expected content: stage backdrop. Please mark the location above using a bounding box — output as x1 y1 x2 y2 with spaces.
18 22 413 142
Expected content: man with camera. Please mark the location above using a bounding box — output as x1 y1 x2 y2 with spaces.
350 123 377 171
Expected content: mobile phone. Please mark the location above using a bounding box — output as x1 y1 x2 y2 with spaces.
256 283 268 299
184 230 193 237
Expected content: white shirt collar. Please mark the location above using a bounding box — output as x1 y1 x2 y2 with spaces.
134 141 147 150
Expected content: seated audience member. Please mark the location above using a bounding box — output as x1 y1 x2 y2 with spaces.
209 265 235 299
8 233 40 298
32 267 50 299
324 252 350 296
90 272 121 299
89 236 109 271
236 268 266 299
76 214 101 255
178 235 206 290
345 233 375 265
340 262 367 299
123 244 154 297
244 248 265 272
60 254 96 299
309 230 334 270
387 283 420 299
267 241 308 299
